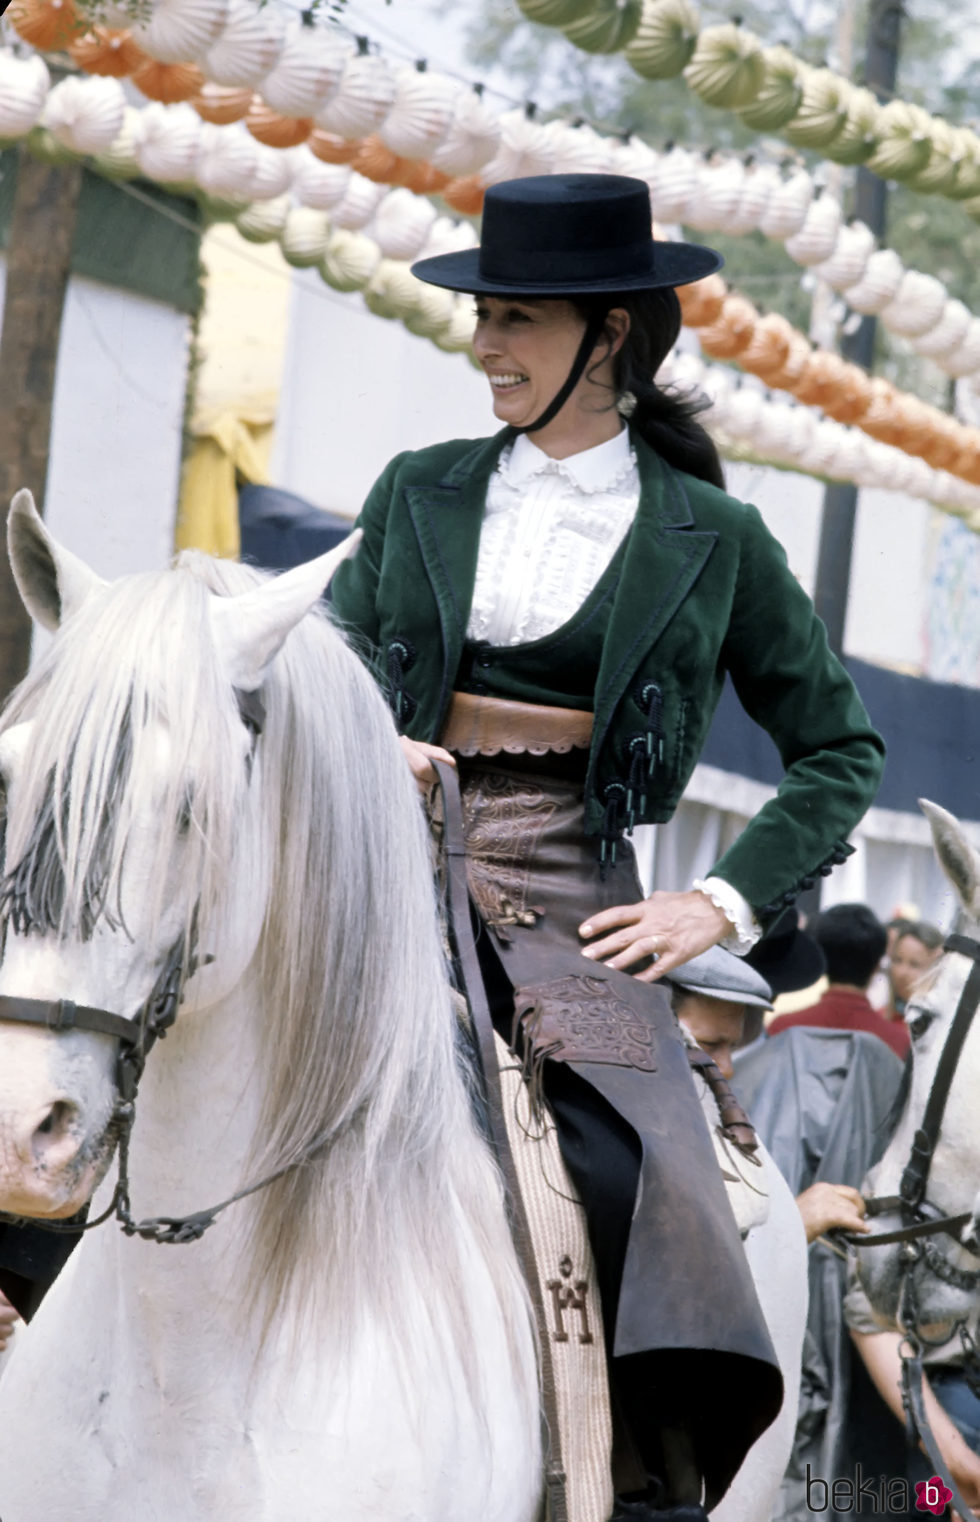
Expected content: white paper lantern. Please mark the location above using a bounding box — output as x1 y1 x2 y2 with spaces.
429 88 502 176
137 101 202 182
546 119 614 175
319 227 380 291
757 166 813 240
281 206 332 267
330 171 388 229
912 298 972 361
726 160 780 237
418 215 478 260
248 140 295 199
133 0 229 64
434 297 477 353
647 143 699 224
810 220 875 291
684 156 744 231
841 247 904 315
783 191 842 265
292 146 351 210
480 109 556 185
0 49 49 140
752 400 797 460
368 186 438 260
379 66 458 161
314 49 395 139
43 75 126 155
942 318 980 379
236 193 289 243
260 19 352 118
205 0 284 87
609 135 660 185
405 281 456 338
195 119 258 198
724 384 765 436
878 269 948 337
91 105 144 179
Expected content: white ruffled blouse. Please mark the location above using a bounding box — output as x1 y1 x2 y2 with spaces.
466 428 638 648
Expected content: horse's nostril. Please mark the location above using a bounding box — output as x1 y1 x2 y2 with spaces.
35 1100 76 1141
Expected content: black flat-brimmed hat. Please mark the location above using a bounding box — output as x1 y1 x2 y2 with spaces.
411 173 723 296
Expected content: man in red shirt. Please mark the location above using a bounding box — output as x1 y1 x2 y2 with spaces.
767 903 910 1059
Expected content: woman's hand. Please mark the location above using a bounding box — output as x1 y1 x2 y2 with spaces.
398 735 456 789
578 889 732 982
796 1182 869 1244
0 1289 19 1353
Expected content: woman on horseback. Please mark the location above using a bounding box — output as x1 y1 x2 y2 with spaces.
331 172 885 1520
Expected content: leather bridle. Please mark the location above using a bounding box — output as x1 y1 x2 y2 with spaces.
850 931 980 1522
855 932 980 1257
0 686 317 1247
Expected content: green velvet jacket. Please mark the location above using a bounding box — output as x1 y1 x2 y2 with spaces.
331 427 885 924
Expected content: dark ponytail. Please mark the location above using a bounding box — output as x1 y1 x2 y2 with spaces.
574 288 726 491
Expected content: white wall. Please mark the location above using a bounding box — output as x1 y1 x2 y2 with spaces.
0 263 190 584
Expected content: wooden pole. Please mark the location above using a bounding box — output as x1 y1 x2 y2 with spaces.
0 147 83 702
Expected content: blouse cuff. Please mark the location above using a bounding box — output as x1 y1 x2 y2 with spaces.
692 877 762 955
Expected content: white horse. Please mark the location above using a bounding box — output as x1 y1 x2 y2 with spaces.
856 801 980 1345
0 493 540 1522
0 495 803 1522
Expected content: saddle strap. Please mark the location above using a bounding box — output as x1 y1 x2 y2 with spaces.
432 759 569 1522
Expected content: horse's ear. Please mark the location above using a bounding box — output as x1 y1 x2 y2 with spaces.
7 489 107 631
209 529 362 690
920 798 980 914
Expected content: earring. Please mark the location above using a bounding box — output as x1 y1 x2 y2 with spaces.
616 390 637 419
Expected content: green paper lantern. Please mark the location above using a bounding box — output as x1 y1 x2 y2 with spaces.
735 44 803 130
562 0 643 54
863 100 934 181
516 0 593 26
625 0 698 80
782 66 851 150
683 21 766 110
825 85 880 166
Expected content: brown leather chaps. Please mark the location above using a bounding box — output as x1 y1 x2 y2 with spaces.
454 755 783 1510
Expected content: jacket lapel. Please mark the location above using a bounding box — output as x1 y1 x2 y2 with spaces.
404 430 510 720
591 439 719 760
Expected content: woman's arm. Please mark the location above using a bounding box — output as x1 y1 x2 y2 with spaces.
851 1330 980 1515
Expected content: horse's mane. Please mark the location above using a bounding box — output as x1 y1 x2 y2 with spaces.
0 555 532 1385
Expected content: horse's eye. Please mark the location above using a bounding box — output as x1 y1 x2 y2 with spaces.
907 1007 934 1041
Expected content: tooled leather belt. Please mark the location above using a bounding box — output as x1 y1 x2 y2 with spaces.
440 691 593 757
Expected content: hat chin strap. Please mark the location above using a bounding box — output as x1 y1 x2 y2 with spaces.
510 307 609 436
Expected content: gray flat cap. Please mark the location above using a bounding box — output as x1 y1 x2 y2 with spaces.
667 945 773 1008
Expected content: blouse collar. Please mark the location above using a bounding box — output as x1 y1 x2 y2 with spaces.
498 426 635 495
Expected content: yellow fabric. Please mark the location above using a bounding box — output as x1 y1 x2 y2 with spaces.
175 412 275 558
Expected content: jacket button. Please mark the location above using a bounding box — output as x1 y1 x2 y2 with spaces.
477 654 492 669
471 682 488 696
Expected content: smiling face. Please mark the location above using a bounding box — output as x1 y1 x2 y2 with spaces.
470 295 626 455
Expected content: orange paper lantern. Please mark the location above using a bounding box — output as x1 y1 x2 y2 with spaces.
9 0 78 50
675 272 726 329
245 100 312 148
69 26 145 77
190 84 255 125
793 351 850 410
442 175 485 215
697 294 758 360
353 135 403 183
737 312 793 380
396 158 450 195
308 129 361 165
132 58 205 103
